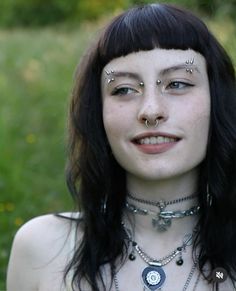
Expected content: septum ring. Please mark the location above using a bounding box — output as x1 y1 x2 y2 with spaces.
145 119 159 128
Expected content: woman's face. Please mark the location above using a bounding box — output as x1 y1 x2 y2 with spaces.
101 48 210 181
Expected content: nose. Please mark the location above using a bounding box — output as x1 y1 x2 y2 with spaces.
137 89 168 127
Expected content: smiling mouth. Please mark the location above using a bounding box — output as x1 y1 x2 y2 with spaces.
135 136 179 145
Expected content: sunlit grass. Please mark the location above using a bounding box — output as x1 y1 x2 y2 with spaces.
0 17 235 289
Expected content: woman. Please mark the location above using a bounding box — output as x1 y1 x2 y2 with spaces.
7 3 236 291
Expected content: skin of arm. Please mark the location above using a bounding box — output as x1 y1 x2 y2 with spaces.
7 214 72 291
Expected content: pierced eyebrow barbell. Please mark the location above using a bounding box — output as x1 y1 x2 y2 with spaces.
105 69 115 83
186 58 194 65
185 58 195 73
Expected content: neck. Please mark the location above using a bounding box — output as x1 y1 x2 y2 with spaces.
124 169 200 252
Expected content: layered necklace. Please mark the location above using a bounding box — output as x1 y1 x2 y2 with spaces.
126 192 200 232
113 193 201 290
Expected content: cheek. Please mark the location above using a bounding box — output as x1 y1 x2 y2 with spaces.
102 101 127 140
184 99 210 146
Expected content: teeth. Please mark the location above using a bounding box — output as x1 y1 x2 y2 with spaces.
138 136 177 145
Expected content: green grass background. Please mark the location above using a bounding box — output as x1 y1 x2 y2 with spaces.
0 16 235 290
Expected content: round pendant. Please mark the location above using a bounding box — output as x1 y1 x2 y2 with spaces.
142 266 166 290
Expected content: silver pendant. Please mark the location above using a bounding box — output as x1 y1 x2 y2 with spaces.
152 216 171 232
142 266 166 290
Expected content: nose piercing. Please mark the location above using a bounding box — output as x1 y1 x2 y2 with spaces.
145 118 159 128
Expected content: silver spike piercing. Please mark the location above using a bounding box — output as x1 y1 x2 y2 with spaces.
105 69 115 83
186 58 194 73
108 77 115 84
186 68 193 74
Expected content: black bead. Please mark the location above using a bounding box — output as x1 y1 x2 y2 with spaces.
129 253 136 261
177 247 182 251
176 258 184 266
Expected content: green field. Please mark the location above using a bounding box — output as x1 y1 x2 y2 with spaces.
0 17 235 290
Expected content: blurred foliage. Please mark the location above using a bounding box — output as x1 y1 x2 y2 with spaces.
0 0 235 27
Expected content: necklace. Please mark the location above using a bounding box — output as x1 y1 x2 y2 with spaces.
129 232 195 290
113 261 199 291
127 193 198 232
126 202 200 232
122 224 197 290
127 192 197 207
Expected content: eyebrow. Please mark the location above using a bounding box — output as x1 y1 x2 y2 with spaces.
104 63 201 85
111 71 141 80
160 64 200 76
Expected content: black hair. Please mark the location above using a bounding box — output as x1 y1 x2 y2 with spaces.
66 3 236 290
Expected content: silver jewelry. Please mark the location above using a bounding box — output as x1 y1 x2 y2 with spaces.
139 81 144 87
139 80 162 87
186 58 194 73
185 58 194 65
126 202 200 232
144 118 159 128
131 231 194 266
113 227 198 291
127 192 197 207
113 262 199 291
126 227 195 290
127 193 198 231
105 69 115 83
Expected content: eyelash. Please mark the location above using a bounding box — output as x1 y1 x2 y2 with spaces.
110 81 194 96
167 81 194 90
111 87 138 96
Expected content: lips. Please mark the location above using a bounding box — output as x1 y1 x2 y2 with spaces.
132 132 181 144
131 132 181 154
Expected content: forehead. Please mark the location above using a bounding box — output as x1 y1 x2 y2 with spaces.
102 48 207 76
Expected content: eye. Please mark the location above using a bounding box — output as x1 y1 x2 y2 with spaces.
167 81 194 90
111 86 138 96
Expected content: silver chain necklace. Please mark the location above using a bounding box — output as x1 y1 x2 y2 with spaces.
132 231 194 267
117 226 198 290
126 202 200 232
127 192 197 207
126 193 199 232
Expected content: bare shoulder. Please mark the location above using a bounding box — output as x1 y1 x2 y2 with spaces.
7 212 82 291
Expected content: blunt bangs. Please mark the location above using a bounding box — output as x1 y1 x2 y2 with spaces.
98 4 210 66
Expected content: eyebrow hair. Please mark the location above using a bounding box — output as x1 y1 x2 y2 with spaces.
104 63 201 85
160 64 200 76
111 71 141 80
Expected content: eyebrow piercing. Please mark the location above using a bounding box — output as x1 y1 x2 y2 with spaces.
186 68 193 74
186 58 194 65
105 69 114 75
105 69 115 83
185 58 194 73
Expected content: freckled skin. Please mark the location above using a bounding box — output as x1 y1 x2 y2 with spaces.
101 48 210 182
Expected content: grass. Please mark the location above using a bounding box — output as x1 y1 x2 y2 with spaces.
0 17 235 290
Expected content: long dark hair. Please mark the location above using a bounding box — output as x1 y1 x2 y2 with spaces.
65 3 236 290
